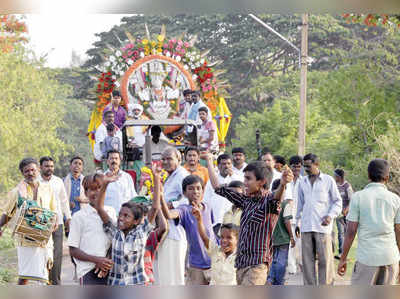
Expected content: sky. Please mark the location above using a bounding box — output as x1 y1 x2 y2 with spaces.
24 14 131 68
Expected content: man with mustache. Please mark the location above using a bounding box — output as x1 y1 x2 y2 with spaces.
295 153 342 285
103 150 137 214
0 158 58 285
39 156 71 285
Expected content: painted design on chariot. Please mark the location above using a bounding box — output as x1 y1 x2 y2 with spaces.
87 25 232 150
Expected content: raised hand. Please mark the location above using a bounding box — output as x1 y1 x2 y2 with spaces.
281 165 294 185
191 204 202 222
103 172 120 185
199 150 213 161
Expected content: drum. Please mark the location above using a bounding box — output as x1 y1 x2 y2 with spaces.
10 200 56 247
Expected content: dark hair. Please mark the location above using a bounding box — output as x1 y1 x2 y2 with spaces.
112 90 121 97
228 180 244 189
192 90 200 96
183 89 193 96
19 158 38 172
104 110 114 117
303 153 319 164
220 223 239 238
182 175 204 192
82 173 103 191
262 147 272 156
368 159 389 182
232 147 245 155
121 201 145 221
106 123 115 132
184 146 200 157
334 169 345 179
274 155 286 165
198 106 208 114
106 149 121 159
243 161 273 189
217 153 232 165
70 156 84 165
289 155 303 166
271 179 281 192
39 156 54 166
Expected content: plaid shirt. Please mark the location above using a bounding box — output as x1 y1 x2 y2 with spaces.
215 186 281 270
103 219 154 285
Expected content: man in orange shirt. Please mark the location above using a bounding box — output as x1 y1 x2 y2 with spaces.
183 146 209 185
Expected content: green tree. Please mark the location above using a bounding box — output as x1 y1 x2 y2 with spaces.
0 49 71 193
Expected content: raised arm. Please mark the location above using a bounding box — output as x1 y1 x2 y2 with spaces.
273 166 293 201
147 165 163 224
201 152 220 190
95 174 119 224
192 204 210 249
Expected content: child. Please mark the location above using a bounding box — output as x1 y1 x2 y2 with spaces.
222 181 244 227
160 174 216 285
202 152 293 285
266 179 296 285
67 174 117 285
101 123 123 160
197 107 219 153
192 205 239 285
95 166 162 285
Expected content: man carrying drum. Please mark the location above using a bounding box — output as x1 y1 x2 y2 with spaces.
0 158 58 285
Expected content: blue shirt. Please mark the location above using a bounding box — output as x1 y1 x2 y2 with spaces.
70 176 82 215
177 203 215 269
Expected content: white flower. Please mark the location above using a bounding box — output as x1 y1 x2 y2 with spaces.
190 56 194 62
200 58 205 64
196 62 201 68
190 64 195 69
166 51 171 57
140 52 145 58
192 74 198 80
110 56 116 62
196 54 200 59
116 50 122 57
128 59 134 65
184 64 189 70
104 61 111 67
176 56 181 62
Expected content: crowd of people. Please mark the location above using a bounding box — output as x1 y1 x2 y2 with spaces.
1 90 400 287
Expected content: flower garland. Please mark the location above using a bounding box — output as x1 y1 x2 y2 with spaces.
139 166 168 199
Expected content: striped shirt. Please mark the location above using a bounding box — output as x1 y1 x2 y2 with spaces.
215 186 280 270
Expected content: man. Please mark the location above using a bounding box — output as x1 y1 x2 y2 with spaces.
338 159 400 285
187 91 210 124
103 150 137 214
261 148 282 189
183 146 209 184
126 102 149 149
232 147 247 180
0 158 57 285
181 89 193 120
102 90 127 129
64 156 88 217
296 153 342 285
333 168 354 259
39 157 71 285
93 110 123 168
286 155 303 274
273 155 286 173
142 126 170 163
156 147 189 285
203 153 243 235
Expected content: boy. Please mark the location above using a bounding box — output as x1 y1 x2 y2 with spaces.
198 107 219 153
203 152 293 285
222 181 244 227
193 207 239 285
101 123 123 160
160 175 215 285
267 179 296 285
67 174 117 285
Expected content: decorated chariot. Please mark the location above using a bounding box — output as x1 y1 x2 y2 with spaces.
87 26 232 200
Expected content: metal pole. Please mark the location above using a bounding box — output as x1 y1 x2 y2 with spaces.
298 14 308 157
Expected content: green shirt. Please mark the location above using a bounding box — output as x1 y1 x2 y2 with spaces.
347 183 400 266
272 199 293 246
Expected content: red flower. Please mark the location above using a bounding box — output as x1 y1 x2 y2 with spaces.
97 84 102 88
107 71 112 76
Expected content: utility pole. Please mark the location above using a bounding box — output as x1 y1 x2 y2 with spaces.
298 13 308 157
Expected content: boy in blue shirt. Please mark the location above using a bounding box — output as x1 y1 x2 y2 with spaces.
160 174 215 285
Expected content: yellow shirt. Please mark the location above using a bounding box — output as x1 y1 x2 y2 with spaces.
5 181 57 247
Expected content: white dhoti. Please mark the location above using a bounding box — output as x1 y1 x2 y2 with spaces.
287 224 302 274
155 238 187 285
17 246 50 283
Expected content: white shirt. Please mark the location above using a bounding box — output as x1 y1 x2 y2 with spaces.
40 175 71 225
203 171 243 224
94 123 123 161
233 163 247 181
67 204 116 279
163 166 189 241
104 169 137 214
296 172 342 234
289 176 302 220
